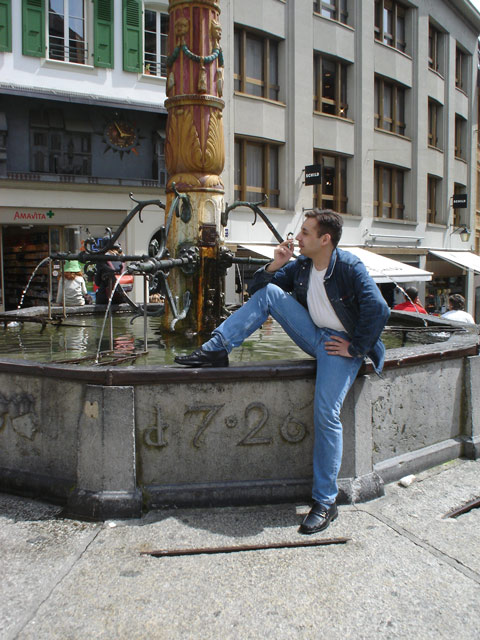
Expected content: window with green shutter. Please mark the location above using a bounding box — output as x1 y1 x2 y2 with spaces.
0 0 12 53
94 0 113 68
123 0 142 73
22 0 45 57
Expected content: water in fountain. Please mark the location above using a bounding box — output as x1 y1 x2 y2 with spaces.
1 255 464 367
0 197 467 369
2 305 458 368
94 275 135 364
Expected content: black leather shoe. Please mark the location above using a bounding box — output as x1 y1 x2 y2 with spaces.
298 501 338 535
174 347 229 368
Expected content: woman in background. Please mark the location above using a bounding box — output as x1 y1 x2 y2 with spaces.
441 294 475 324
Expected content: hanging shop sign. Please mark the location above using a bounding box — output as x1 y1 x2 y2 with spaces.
304 164 322 186
452 194 467 208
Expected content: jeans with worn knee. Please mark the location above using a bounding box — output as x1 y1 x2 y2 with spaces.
203 283 363 506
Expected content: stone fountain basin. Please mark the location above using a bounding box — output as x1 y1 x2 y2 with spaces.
0 307 478 520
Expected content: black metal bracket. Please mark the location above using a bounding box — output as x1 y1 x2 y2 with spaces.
221 195 284 244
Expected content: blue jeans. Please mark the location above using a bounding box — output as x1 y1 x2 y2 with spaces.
203 283 363 506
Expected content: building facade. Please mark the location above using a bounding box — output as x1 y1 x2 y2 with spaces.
0 0 480 317
0 0 169 309
220 0 480 316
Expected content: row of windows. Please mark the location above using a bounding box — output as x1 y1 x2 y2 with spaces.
235 44 467 155
305 53 468 158
11 104 466 226
315 0 469 88
0 0 168 77
234 37 468 159
1 3 471 94
234 137 466 225
235 18 470 108
373 80 465 159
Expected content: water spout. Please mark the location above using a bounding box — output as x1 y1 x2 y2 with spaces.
17 257 51 310
95 276 132 364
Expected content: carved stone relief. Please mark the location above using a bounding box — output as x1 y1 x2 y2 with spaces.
0 392 38 441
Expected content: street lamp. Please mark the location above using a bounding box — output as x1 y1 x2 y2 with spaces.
450 225 471 242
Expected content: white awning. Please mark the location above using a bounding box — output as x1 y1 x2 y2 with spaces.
343 247 433 283
238 244 433 283
428 250 480 274
238 244 277 260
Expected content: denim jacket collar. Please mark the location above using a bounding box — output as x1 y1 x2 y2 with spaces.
299 248 337 280
324 248 337 281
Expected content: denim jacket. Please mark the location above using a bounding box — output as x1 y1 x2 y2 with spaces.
249 248 390 373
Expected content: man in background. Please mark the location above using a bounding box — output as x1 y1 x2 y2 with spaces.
393 286 427 314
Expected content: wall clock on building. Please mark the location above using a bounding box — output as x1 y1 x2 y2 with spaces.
103 120 141 157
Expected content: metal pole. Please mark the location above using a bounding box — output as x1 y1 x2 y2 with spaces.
143 275 148 352
47 260 52 320
109 307 114 351
142 537 351 557
61 262 66 319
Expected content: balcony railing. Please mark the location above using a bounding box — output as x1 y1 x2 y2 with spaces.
6 172 166 188
143 57 167 78
48 41 88 65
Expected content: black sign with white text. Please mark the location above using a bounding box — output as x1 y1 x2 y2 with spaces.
452 194 467 208
304 164 322 186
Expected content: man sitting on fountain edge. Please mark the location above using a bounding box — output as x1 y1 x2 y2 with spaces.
175 209 390 535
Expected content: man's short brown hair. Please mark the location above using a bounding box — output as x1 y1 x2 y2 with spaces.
304 209 343 247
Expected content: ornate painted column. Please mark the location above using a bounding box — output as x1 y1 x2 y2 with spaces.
164 0 226 334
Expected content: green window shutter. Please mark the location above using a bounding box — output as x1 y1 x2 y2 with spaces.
0 0 12 53
22 0 45 57
94 0 114 68
123 0 142 72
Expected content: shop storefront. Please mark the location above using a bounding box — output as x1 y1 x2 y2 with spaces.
425 250 480 319
0 206 130 311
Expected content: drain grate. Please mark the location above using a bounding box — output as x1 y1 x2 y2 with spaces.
443 497 480 519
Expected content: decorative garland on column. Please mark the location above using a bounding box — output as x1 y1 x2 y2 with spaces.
167 44 224 68
166 18 224 96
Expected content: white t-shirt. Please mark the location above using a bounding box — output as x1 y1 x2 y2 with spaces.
441 309 475 324
306 265 347 332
